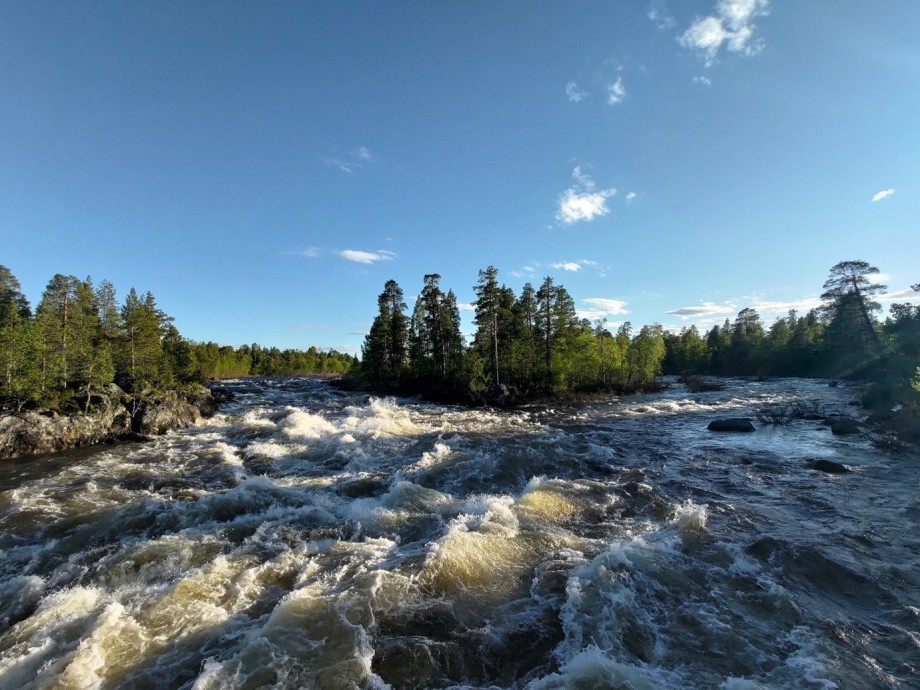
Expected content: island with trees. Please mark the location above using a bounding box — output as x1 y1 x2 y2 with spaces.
356 261 919 443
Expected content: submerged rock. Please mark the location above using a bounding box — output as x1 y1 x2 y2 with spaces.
808 459 851 474
707 418 756 432
824 417 860 435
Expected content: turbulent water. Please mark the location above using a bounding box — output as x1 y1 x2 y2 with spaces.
0 377 917 689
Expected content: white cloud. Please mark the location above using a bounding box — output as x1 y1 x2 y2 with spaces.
625 192 637 203
871 188 896 202
693 75 713 86
457 302 476 312
566 81 588 103
301 247 322 258
552 262 582 272
750 296 823 314
868 272 890 284
666 302 736 318
557 189 616 224
325 146 375 173
648 3 676 30
556 167 617 225
584 297 629 315
680 0 769 65
326 158 355 174
339 249 396 264
607 77 627 105
572 166 595 190
880 287 920 302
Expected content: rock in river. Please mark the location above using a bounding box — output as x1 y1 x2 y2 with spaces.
708 418 756 432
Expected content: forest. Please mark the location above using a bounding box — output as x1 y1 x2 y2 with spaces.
0 265 356 413
359 261 919 438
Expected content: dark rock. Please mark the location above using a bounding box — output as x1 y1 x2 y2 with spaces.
209 387 236 404
824 417 860 436
707 418 756 432
808 459 851 474
802 413 825 421
0 388 223 460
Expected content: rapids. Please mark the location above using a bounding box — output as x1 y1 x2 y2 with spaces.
0 376 917 689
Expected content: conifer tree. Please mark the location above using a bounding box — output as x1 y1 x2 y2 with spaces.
820 260 886 376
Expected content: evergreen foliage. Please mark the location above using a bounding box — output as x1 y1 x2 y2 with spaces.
358 261 919 436
0 265 356 412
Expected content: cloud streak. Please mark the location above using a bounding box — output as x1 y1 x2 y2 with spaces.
667 302 736 318
551 261 582 272
871 188 896 202
339 249 396 264
584 297 629 315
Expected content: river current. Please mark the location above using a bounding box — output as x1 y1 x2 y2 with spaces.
0 376 917 689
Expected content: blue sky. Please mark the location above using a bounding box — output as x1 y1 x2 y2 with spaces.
2 1 918 354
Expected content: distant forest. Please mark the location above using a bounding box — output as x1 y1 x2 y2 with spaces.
359 261 919 420
0 266 356 412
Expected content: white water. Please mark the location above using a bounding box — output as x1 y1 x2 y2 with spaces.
0 376 917 688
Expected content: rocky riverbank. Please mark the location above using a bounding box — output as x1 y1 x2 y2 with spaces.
0 386 232 460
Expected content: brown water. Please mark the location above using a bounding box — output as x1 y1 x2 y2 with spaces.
0 376 917 689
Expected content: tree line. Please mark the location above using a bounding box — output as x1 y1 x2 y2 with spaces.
360 261 920 416
0 265 355 412
361 267 668 399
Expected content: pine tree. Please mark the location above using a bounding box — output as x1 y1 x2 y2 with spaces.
473 266 503 386
820 260 886 377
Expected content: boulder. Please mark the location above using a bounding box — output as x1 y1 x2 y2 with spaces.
824 417 860 436
808 459 850 474
707 418 756 432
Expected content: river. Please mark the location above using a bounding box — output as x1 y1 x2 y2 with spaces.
0 376 917 689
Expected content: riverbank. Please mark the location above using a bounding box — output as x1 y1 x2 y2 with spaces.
0 386 233 460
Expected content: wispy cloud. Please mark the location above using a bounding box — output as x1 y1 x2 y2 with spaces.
301 247 323 258
584 297 629 315
339 249 396 264
667 302 736 319
693 75 713 86
750 296 823 314
607 77 627 105
325 146 376 174
325 158 356 174
566 81 588 103
871 188 896 202
880 287 920 303
679 0 770 65
648 2 676 30
552 261 582 272
625 192 637 203
457 302 476 312
556 166 617 225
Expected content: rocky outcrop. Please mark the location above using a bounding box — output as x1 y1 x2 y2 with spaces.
0 387 222 460
707 418 756 432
